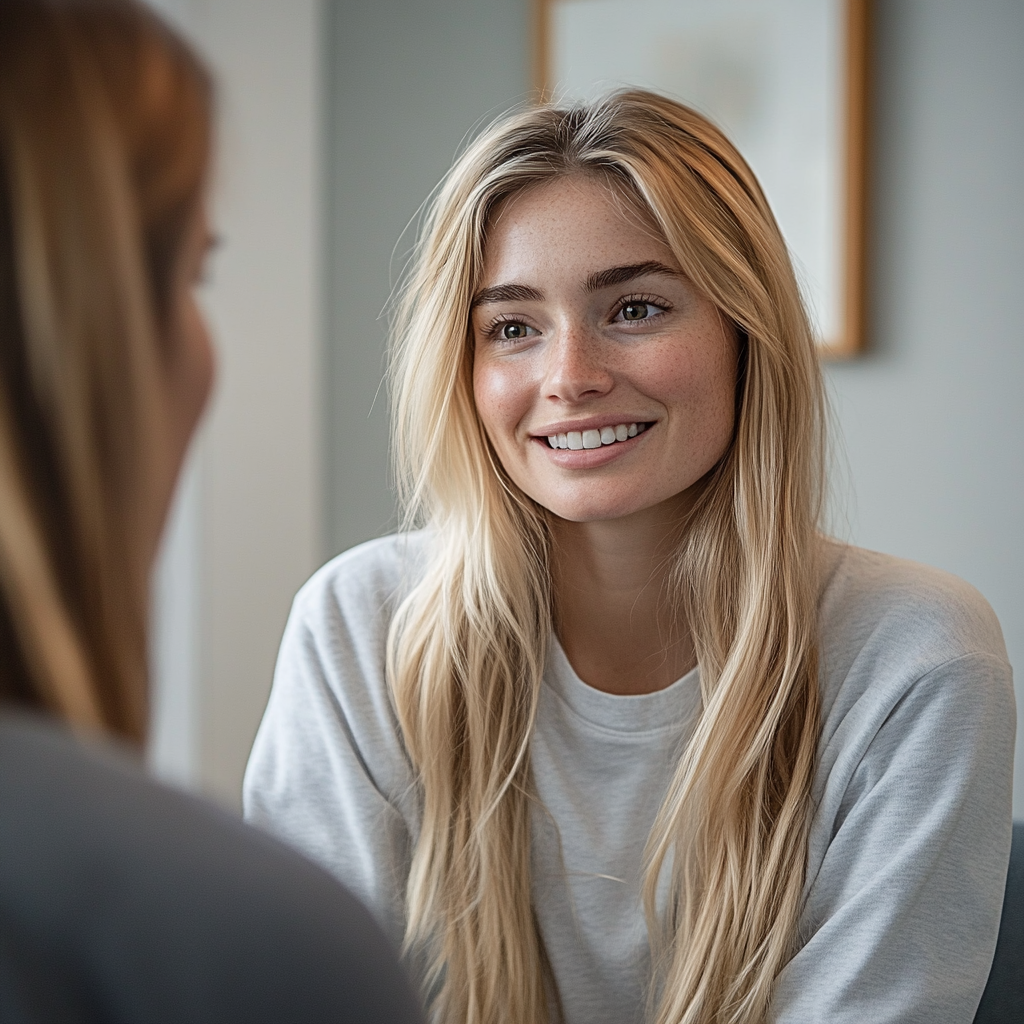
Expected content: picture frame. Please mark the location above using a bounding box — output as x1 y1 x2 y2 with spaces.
533 0 872 358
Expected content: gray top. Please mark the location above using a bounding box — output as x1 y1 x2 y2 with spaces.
244 533 1016 1024
0 711 424 1024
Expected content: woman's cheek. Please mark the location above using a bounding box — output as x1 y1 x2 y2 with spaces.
473 357 533 443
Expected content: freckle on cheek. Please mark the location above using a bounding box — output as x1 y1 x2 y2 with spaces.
478 369 522 414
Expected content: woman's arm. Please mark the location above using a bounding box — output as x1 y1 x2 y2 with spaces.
773 651 1015 1024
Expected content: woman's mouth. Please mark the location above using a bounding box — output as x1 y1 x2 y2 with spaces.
545 422 649 450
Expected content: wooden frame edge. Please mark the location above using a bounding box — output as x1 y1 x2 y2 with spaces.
532 0 552 102
821 0 872 359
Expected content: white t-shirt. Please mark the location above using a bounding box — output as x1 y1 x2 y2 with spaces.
243 533 1015 1024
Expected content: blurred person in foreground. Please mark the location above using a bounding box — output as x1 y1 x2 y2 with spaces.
0 2 424 1021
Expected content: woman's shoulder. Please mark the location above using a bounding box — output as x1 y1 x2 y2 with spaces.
0 711 423 1023
818 539 1008 666
290 531 432 637
815 539 1012 728
249 533 429 820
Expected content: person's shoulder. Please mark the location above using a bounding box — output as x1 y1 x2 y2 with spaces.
307 530 432 592
0 710 350 917
257 533 426 805
815 540 1012 733
819 539 1008 666
806 547 1015 871
291 531 431 631
0 712 423 1023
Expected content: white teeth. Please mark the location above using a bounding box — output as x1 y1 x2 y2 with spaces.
547 423 648 449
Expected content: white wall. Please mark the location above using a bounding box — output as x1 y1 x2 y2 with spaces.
148 0 323 808
825 0 1024 816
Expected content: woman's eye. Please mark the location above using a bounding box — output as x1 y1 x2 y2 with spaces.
616 301 664 323
494 321 535 341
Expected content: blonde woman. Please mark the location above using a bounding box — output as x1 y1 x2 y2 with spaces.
0 2 423 1021
245 92 1015 1024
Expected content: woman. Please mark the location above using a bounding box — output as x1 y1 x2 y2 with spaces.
244 92 1015 1024
0 3 423 1021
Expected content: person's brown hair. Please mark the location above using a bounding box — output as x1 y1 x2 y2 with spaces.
0 0 212 740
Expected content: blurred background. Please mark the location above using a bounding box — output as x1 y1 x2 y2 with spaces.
144 0 1024 818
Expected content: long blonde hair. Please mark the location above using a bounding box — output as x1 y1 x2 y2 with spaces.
389 91 825 1024
0 0 211 740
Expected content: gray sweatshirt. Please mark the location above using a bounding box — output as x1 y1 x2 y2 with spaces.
243 534 1015 1024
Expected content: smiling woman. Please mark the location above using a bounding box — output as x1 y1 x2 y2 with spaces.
245 90 1015 1024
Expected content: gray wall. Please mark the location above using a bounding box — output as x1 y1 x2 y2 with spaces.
825 0 1024 814
322 0 532 557
149 0 323 808
323 0 1023 814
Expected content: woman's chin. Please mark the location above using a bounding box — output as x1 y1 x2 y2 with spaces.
539 493 667 526
532 480 701 528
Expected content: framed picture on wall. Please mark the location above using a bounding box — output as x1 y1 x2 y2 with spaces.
533 0 871 358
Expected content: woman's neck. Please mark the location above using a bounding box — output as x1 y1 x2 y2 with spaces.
550 497 696 696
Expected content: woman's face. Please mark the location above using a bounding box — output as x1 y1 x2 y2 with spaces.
471 175 738 525
150 198 216 557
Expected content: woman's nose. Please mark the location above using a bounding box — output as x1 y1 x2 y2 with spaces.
542 322 613 403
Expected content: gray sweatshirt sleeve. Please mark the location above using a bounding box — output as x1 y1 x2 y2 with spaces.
773 650 1015 1024
242 540 420 953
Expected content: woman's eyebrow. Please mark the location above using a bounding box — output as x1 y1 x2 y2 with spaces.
585 261 680 292
471 283 543 308
470 261 679 309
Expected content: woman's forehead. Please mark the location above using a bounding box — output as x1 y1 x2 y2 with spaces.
479 175 678 286
486 170 655 233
